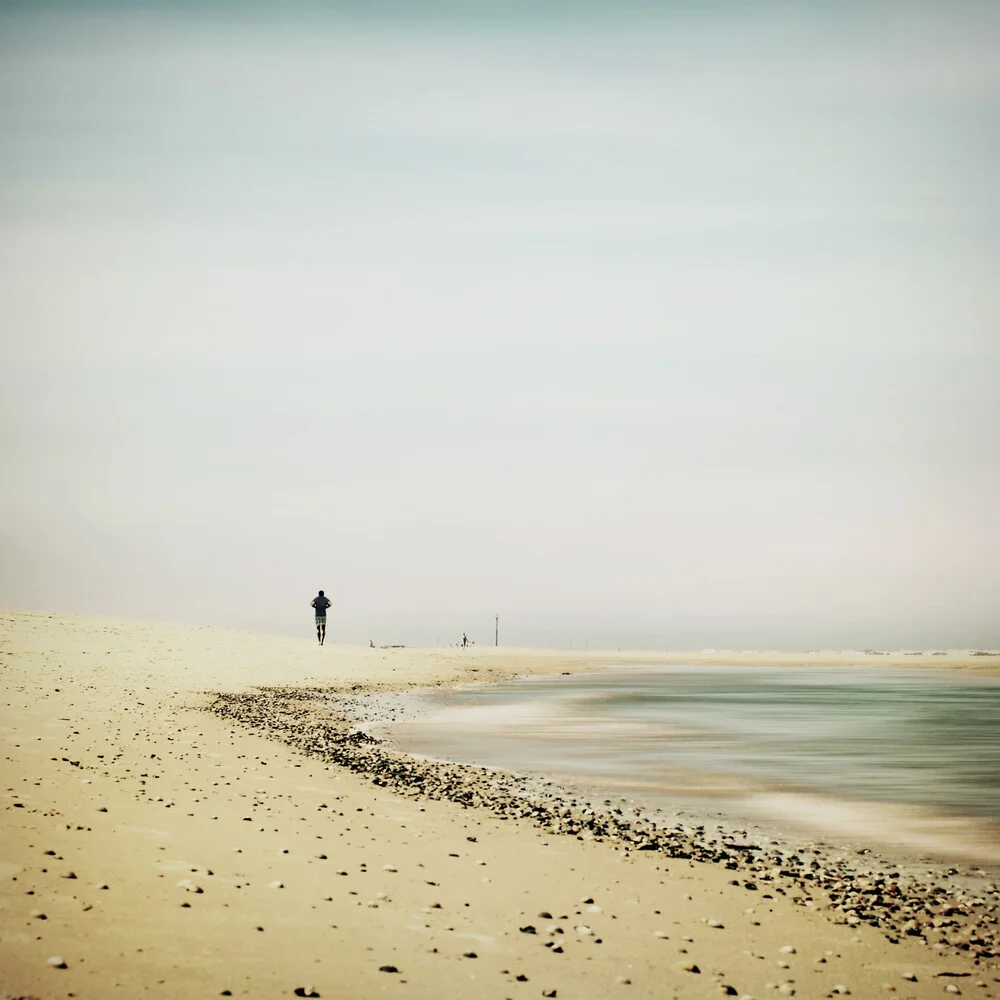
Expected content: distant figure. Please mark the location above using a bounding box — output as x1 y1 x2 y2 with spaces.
370 639 374 648
311 590 332 645
462 632 468 648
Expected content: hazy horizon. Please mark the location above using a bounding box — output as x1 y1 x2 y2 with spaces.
2 1 998 650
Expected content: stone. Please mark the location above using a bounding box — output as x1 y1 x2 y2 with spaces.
47 956 67 969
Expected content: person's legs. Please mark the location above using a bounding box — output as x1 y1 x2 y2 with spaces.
315 616 325 644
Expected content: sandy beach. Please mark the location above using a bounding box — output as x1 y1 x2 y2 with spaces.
2 611 998 1000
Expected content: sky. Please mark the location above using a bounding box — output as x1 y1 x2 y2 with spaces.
1 0 998 649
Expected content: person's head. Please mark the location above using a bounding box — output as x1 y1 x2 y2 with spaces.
318 590 325 596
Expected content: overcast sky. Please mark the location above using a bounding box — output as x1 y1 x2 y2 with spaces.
2 1 997 649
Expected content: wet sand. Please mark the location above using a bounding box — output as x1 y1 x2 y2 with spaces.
2 611 998 1000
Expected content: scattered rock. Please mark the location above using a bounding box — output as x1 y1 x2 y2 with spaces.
47 956 67 969
675 962 700 974
378 965 399 974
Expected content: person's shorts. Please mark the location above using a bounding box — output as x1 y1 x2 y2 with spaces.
315 614 327 624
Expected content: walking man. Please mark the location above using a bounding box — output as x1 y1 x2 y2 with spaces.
311 590 332 645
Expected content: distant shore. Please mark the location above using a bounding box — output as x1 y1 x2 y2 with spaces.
2 611 998 1000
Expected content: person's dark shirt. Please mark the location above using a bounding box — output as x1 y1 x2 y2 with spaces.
312 595 331 614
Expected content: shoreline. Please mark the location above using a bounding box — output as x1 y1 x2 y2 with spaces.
208 681 1000 959
3 611 999 1000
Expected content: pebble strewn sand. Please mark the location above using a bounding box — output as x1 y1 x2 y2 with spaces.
2 611 998 1000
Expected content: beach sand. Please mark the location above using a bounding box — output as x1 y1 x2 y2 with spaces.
2 611 997 1000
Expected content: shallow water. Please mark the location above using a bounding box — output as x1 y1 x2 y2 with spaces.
382 665 1000 866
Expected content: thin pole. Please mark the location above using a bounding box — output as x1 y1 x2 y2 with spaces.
495 614 499 647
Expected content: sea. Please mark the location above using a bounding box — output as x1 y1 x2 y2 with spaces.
379 664 1000 870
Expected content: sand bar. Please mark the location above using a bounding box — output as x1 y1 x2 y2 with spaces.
2 611 998 1000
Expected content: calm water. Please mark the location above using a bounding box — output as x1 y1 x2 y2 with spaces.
384 665 1000 863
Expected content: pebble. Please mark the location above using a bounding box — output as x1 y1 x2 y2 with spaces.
378 965 399 974
675 961 701 973
778 946 796 954
903 973 918 982
268 880 284 889
944 987 960 995
293 988 320 998
47 956 67 969
382 864 397 872
708 919 724 928
177 879 203 893
575 926 592 935
653 930 669 939
832 986 850 995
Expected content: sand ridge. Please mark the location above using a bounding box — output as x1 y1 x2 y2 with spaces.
1 611 998 999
